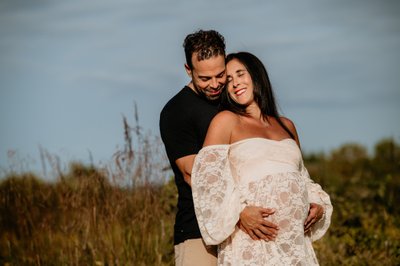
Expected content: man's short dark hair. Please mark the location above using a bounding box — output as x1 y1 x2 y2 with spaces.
183 29 226 70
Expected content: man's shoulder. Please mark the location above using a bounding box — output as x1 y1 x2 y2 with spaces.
161 86 215 118
160 87 198 130
161 87 193 114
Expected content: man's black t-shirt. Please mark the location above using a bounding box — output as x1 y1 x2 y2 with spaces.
159 86 219 245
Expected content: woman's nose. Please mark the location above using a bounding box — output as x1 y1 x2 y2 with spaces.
232 78 239 88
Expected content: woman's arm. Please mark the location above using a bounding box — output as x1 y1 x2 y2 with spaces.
282 117 332 239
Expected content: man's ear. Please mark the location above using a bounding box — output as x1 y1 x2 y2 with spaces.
184 64 192 77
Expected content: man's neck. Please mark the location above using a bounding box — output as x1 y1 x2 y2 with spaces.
186 82 220 106
187 81 197 94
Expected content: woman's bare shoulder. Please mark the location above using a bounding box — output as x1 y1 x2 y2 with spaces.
279 116 295 129
279 116 301 146
210 110 239 126
215 110 239 120
204 111 239 146
279 116 294 127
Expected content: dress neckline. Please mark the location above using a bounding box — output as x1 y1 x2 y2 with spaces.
201 137 297 150
230 137 295 146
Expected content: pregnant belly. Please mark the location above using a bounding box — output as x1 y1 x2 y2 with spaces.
244 171 309 234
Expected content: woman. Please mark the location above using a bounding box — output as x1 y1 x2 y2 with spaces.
191 52 332 265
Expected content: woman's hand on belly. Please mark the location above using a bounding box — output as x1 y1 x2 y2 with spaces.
304 203 324 233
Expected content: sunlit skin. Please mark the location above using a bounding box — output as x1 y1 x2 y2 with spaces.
226 58 267 121
185 53 226 101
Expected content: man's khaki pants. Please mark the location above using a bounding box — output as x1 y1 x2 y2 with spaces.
174 238 217 266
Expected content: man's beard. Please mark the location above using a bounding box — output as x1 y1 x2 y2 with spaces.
194 85 223 102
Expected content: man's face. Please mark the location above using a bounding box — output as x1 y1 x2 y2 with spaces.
186 53 226 101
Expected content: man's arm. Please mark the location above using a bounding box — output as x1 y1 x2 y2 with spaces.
175 154 196 186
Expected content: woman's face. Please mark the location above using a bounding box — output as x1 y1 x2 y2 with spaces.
226 59 254 106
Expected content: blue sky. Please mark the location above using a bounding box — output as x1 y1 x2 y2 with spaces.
1 0 399 174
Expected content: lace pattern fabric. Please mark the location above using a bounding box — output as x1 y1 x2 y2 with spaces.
192 138 332 266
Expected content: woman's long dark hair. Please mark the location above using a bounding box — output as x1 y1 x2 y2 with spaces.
221 52 295 140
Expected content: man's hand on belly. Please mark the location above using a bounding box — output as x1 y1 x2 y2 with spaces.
238 206 279 241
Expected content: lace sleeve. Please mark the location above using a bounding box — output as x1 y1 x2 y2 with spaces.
192 145 241 245
300 160 333 241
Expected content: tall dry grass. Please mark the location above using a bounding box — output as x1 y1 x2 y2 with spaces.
0 108 176 265
0 106 399 265
0 165 176 265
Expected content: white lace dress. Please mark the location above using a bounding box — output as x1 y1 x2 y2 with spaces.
192 138 332 266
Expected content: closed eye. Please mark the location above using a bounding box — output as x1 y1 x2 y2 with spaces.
237 70 246 77
216 71 226 78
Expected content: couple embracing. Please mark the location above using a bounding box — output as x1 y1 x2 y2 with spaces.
160 29 332 266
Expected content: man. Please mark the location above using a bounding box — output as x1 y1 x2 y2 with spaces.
160 29 324 265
